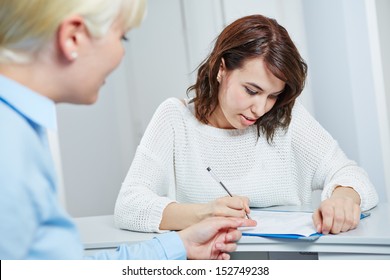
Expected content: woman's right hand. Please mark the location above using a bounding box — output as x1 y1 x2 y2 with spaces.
160 196 250 231
205 196 250 219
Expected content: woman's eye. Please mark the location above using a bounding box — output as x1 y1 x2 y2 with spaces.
245 87 257 95
121 35 129 42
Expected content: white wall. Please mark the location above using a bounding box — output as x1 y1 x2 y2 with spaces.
56 59 137 217
181 0 224 81
56 0 389 217
302 0 388 202
375 0 390 115
366 0 390 202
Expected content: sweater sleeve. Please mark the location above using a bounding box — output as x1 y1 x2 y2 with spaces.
114 99 179 232
290 102 378 211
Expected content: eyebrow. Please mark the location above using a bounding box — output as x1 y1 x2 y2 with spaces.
247 82 263 91
246 82 284 95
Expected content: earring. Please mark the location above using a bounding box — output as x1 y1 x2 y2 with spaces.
70 51 78 60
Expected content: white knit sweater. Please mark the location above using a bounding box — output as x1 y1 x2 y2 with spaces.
114 98 378 232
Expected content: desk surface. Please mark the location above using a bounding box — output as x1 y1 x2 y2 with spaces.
74 203 390 256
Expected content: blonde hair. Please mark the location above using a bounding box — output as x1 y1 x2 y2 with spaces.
0 0 146 63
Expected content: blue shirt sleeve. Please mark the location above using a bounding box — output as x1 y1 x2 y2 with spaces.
84 232 187 260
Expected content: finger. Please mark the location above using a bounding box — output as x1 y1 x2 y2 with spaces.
225 229 242 242
312 209 322 233
214 197 251 218
212 207 246 218
352 204 361 230
330 207 344 234
206 217 245 232
225 209 248 218
217 252 231 260
215 242 237 253
213 200 247 218
319 207 334 234
225 196 249 211
351 212 360 230
244 202 251 216
239 217 257 228
340 207 355 232
238 196 250 213
207 217 257 235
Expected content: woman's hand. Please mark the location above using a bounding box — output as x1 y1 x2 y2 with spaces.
160 196 250 231
178 217 257 260
205 196 250 219
313 186 361 234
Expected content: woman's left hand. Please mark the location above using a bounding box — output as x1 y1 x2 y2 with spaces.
312 186 361 234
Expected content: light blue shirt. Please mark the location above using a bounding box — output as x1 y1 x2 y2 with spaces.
0 75 186 260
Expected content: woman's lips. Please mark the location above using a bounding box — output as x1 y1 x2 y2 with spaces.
240 114 257 125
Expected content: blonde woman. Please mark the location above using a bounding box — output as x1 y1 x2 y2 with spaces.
0 0 255 260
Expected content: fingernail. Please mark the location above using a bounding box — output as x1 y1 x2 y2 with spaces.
215 243 223 249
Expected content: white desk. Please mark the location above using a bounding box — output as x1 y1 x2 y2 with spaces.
74 203 390 260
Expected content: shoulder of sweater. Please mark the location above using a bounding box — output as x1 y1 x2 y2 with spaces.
160 97 183 106
291 100 306 115
288 100 323 134
290 100 315 123
289 100 333 142
150 97 193 125
156 97 187 113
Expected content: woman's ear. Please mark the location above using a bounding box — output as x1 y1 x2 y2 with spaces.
217 58 226 82
220 58 226 69
57 15 88 62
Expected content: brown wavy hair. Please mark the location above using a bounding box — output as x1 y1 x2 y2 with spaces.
187 14 307 143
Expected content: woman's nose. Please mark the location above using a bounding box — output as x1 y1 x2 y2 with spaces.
251 95 268 118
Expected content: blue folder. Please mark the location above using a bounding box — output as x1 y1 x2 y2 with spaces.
242 212 370 241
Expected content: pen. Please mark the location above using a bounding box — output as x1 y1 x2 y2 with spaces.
206 167 251 219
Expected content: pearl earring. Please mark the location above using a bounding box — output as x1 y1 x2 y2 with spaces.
70 51 78 60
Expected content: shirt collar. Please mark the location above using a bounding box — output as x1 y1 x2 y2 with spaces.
0 74 57 131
